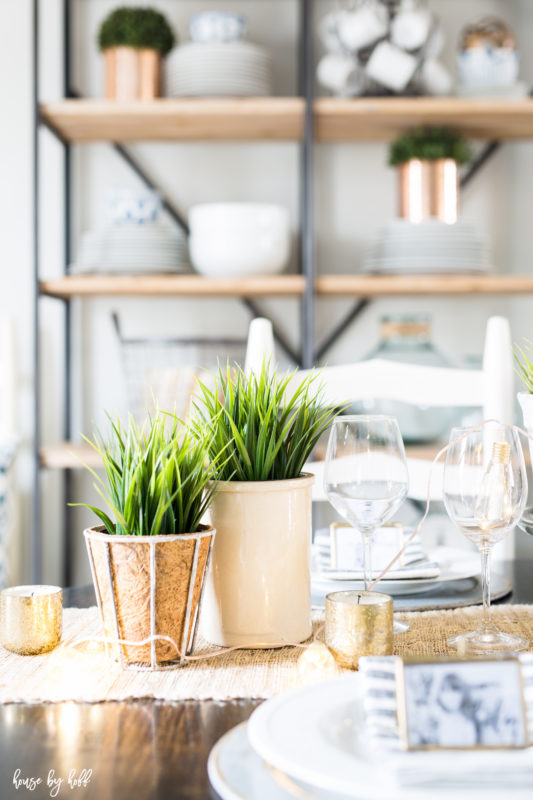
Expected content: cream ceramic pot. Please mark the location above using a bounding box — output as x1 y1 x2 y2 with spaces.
200 474 314 646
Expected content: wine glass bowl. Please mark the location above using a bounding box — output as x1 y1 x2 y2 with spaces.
443 424 528 654
518 506 533 537
324 415 410 633
325 415 409 549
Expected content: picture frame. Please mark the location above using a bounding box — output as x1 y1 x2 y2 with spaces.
397 656 529 751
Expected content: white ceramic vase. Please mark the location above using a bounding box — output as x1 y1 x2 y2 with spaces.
518 392 533 464
200 474 314 646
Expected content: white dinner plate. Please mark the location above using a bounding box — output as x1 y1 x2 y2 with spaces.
209 721 354 800
246 676 533 800
312 546 480 596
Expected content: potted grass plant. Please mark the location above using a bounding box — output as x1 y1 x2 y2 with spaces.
389 127 472 224
194 361 340 647
76 412 218 668
98 6 175 100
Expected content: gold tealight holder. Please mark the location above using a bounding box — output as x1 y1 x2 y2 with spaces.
0 586 62 655
325 590 393 670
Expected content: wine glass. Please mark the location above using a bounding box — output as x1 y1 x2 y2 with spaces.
324 415 410 633
443 424 528 654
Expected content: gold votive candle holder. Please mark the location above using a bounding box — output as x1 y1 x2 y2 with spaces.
0 586 62 655
325 590 393 670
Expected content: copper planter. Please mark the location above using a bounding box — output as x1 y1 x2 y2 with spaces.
104 46 161 101
398 158 459 224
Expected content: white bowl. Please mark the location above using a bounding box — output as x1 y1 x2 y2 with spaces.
189 12 246 44
189 203 291 277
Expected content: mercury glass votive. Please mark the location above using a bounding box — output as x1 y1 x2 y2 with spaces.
0 586 62 655
325 590 393 670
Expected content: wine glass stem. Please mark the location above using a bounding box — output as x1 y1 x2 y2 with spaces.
480 545 493 632
362 529 373 591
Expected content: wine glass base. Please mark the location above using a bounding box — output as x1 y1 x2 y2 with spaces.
394 618 409 634
447 629 529 656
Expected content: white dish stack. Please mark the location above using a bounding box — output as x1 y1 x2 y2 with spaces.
165 12 272 97
364 219 490 274
75 223 189 274
166 42 272 98
73 189 190 274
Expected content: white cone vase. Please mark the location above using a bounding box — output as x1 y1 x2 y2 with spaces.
200 474 314 646
244 317 275 376
518 392 533 465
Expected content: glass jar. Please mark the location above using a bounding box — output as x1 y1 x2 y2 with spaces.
351 314 454 443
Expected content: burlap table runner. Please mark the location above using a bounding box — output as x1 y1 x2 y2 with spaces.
0 605 532 703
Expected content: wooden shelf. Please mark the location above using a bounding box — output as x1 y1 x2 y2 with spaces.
315 97 533 141
313 442 441 463
40 273 533 299
40 98 304 142
43 441 439 470
41 442 100 470
41 98 533 143
40 274 306 299
316 274 533 297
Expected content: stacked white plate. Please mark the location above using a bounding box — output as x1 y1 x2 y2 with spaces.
74 221 189 274
209 673 533 800
364 219 490 274
165 42 272 97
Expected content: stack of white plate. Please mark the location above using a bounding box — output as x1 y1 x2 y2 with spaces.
74 221 189 274
165 42 272 97
364 219 490 274
207 671 533 800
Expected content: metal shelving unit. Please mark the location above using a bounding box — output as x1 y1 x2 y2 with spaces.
33 0 316 585
32 0 533 584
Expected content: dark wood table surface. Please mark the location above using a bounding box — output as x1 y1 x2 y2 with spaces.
1 561 532 800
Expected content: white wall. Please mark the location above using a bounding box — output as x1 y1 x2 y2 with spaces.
3 0 533 585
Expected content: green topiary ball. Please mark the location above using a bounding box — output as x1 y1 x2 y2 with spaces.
388 127 472 167
98 6 175 56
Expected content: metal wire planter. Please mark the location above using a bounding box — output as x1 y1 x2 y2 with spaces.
84 524 215 671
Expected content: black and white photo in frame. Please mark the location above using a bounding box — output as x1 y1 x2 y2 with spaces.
399 659 528 750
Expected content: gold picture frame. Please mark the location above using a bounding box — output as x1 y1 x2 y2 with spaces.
396 655 530 751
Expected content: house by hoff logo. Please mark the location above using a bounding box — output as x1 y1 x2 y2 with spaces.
13 768 92 797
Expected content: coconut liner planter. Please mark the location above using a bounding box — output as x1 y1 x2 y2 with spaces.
84 524 215 670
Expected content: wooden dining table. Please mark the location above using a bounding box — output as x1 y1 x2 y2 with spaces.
1 561 532 800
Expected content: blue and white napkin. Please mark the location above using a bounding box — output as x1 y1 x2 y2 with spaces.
312 525 440 581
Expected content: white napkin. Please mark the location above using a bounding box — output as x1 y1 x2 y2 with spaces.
312 526 440 580
359 654 533 788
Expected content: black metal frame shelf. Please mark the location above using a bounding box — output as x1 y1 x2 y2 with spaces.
33 0 316 585
33 0 515 585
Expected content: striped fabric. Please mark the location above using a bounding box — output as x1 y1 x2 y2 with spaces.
312 526 440 580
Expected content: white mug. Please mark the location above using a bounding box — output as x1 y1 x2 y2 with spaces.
317 53 359 94
421 59 452 96
317 10 344 54
391 5 432 51
337 3 389 53
365 41 418 92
